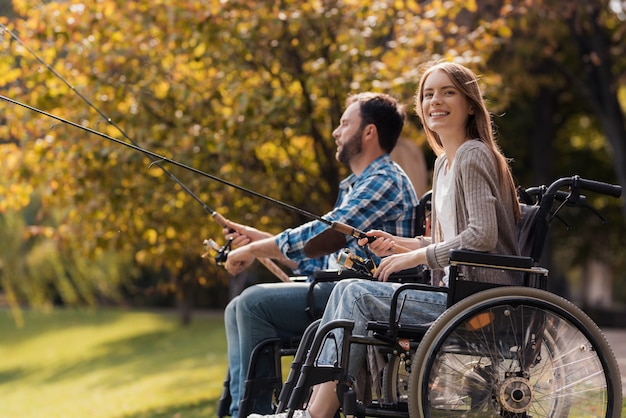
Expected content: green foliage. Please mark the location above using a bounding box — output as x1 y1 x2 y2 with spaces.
0 203 137 326
485 0 626 300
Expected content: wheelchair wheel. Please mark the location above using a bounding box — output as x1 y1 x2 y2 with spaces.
382 353 411 404
408 286 622 418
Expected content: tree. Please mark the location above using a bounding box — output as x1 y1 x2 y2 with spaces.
484 0 626 305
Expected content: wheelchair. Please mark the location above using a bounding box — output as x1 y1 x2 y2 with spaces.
272 175 623 417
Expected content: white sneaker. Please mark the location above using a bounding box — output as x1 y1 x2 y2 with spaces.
247 410 311 418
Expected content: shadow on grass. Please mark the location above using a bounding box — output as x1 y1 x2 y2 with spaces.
40 320 226 389
0 366 30 383
2 308 223 341
1 308 228 390
2 308 229 418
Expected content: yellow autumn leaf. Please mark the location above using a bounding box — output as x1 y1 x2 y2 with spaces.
143 228 158 244
194 42 207 58
165 226 177 239
154 80 170 99
135 249 148 264
497 25 513 38
465 0 477 13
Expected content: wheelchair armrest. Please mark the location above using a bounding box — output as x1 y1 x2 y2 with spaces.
447 250 547 306
312 266 429 283
306 268 430 321
449 249 534 270
312 269 367 281
386 266 431 283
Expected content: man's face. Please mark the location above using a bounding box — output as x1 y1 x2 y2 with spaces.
333 101 364 166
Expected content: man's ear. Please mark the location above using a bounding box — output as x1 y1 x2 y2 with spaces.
364 124 377 138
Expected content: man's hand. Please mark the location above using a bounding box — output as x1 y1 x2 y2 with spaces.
222 219 273 247
224 245 256 275
223 227 252 248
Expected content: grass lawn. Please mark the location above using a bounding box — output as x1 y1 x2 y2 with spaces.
1 307 625 417
0 308 227 418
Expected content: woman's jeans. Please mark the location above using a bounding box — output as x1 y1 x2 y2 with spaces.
316 279 447 378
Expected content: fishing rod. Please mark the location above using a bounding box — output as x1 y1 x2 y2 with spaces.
2 95 411 257
0 24 291 282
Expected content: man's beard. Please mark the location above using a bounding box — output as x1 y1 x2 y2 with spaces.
337 128 363 166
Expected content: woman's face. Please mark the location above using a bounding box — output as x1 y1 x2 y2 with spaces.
421 69 473 139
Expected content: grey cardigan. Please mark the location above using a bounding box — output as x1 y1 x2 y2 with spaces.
425 140 521 285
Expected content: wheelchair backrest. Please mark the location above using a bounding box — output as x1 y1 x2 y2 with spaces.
412 190 432 237
516 184 565 264
517 203 541 261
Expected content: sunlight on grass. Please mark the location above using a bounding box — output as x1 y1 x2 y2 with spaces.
0 308 227 417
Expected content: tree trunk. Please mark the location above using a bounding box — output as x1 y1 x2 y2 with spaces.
177 281 194 326
565 6 626 220
529 89 571 296
390 138 429 197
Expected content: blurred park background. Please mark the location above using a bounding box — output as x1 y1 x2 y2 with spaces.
1 0 626 415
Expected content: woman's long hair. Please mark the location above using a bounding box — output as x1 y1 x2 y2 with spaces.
415 61 520 221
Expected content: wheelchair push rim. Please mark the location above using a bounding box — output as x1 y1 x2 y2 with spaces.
409 286 622 418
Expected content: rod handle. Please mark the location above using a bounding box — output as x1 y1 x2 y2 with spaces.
330 221 411 253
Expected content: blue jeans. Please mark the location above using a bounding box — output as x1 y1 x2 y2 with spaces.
224 280 336 417
316 279 447 377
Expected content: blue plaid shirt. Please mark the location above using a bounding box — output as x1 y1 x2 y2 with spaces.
275 154 418 277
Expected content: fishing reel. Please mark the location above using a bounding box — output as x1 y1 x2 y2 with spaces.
336 249 376 276
202 238 232 265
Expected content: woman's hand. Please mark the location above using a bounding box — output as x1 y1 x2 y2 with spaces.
373 250 424 282
357 230 396 257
